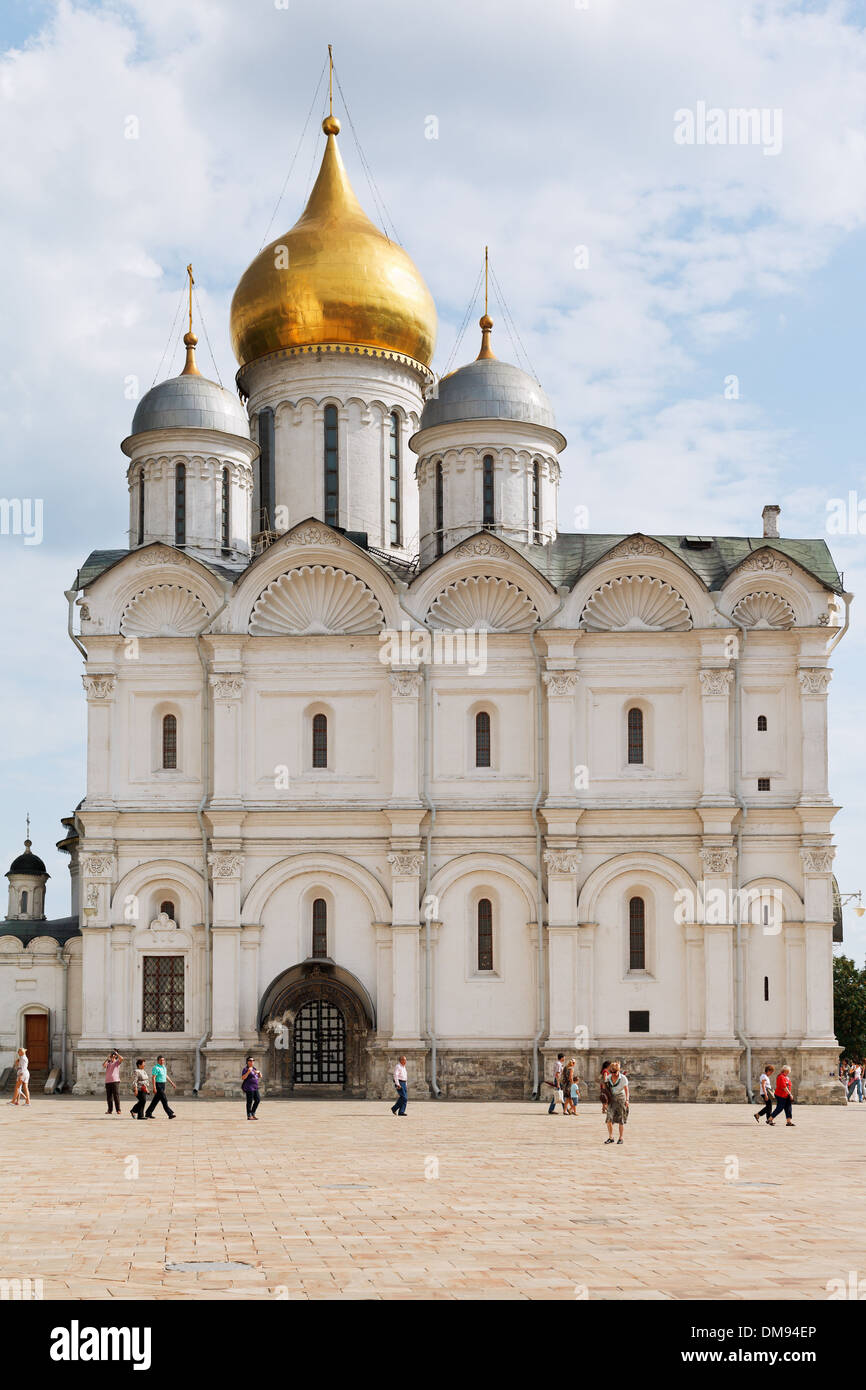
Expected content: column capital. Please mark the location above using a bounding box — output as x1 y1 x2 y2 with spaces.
387 851 424 877
798 667 832 695
82 673 117 701
699 668 734 697
388 669 422 699
210 673 244 700
543 848 582 875
542 670 579 697
800 845 835 873
208 852 245 880
700 846 737 875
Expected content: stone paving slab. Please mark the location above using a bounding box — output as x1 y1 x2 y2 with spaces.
0 1098 863 1300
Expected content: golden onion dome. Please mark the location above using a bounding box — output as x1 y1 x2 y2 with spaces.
230 118 437 372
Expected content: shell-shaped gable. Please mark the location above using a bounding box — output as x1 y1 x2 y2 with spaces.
428 576 538 631
249 564 384 635
580 574 692 632
120 584 212 637
731 591 795 629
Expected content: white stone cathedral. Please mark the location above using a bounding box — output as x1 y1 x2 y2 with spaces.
0 110 849 1102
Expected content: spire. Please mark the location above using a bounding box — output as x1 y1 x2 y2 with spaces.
181 263 201 376
476 246 496 360
24 811 31 852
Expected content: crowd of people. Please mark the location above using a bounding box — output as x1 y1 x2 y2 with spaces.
544 1054 631 1142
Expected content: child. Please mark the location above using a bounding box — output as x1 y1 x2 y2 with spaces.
9 1048 30 1106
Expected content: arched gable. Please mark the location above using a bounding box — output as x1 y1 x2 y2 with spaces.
561 535 714 631
242 852 391 925
578 852 698 923
408 532 559 626
81 546 226 637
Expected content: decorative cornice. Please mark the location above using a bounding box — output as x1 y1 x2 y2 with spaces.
389 670 422 698
542 671 579 697
284 524 342 547
798 668 832 695
739 551 792 575
207 853 245 880
700 847 737 875
608 536 666 559
82 675 116 701
452 537 509 560
543 849 582 875
699 669 734 697
210 674 244 700
387 852 425 877
800 847 835 873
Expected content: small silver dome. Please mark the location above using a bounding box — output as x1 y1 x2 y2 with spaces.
130 373 250 438
420 358 558 432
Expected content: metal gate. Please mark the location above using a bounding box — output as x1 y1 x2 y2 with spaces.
293 999 346 1085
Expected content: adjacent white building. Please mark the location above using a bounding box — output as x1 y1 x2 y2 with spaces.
0 112 849 1102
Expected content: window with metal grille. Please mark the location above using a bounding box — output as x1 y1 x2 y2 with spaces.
627 707 644 764
757 714 767 731
174 462 186 547
162 714 177 769
142 955 184 1032
435 461 444 557
312 713 328 769
257 408 275 532
482 455 494 527
312 898 328 958
137 468 145 545
389 412 401 546
758 777 770 791
532 460 540 539
477 898 493 971
628 896 646 970
221 466 231 552
629 1010 650 1033
324 404 339 527
159 899 175 922
475 710 491 767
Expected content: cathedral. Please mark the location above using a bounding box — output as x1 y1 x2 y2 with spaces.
0 104 848 1103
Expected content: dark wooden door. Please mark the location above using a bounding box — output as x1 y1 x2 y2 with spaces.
24 1014 49 1069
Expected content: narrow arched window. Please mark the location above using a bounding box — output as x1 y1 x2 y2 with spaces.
162 714 177 770
435 461 444 557
532 460 540 539
477 898 493 971
174 462 186 547
137 468 145 546
475 710 491 768
764 975 770 1001
389 412 401 546
312 898 328 958
324 404 339 528
20 890 28 914
159 899 175 922
482 455 494 527
627 707 644 765
312 713 328 769
629 896 646 971
757 714 768 731
221 466 231 552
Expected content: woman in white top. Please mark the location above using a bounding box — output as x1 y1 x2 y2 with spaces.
9 1048 30 1106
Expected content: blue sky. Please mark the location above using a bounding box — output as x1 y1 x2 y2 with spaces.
1 0 865 953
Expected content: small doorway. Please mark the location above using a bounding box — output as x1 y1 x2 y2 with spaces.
24 1013 49 1070
293 999 346 1085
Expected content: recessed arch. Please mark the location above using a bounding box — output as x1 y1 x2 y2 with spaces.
578 853 697 924
429 853 541 921
241 852 391 926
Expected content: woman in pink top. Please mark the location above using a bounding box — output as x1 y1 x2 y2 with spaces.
102 1049 124 1114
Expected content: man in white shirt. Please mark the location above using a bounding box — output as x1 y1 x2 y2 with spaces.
754 1065 775 1125
391 1056 408 1116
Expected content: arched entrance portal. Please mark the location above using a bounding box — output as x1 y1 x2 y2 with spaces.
259 961 375 1097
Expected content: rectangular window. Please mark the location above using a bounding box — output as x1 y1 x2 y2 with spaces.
324 405 339 528
435 462 444 558
389 413 401 546
174 462 186 547
758 777 771 791
142 955 185 1032
257 408 275 532
532 461 540 539
482 456 494 528
629 1010 650 1033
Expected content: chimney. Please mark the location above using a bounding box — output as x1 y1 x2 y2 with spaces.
762 504 780 539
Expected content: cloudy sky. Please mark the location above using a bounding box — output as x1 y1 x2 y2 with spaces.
2 0 866 952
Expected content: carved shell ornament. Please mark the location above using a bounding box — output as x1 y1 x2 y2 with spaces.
249 565 384 635
427 576 539 631
580 575 692 632
120 585 211 637
731 592 795 629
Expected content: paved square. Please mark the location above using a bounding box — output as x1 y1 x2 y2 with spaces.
1 1098 862 1300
